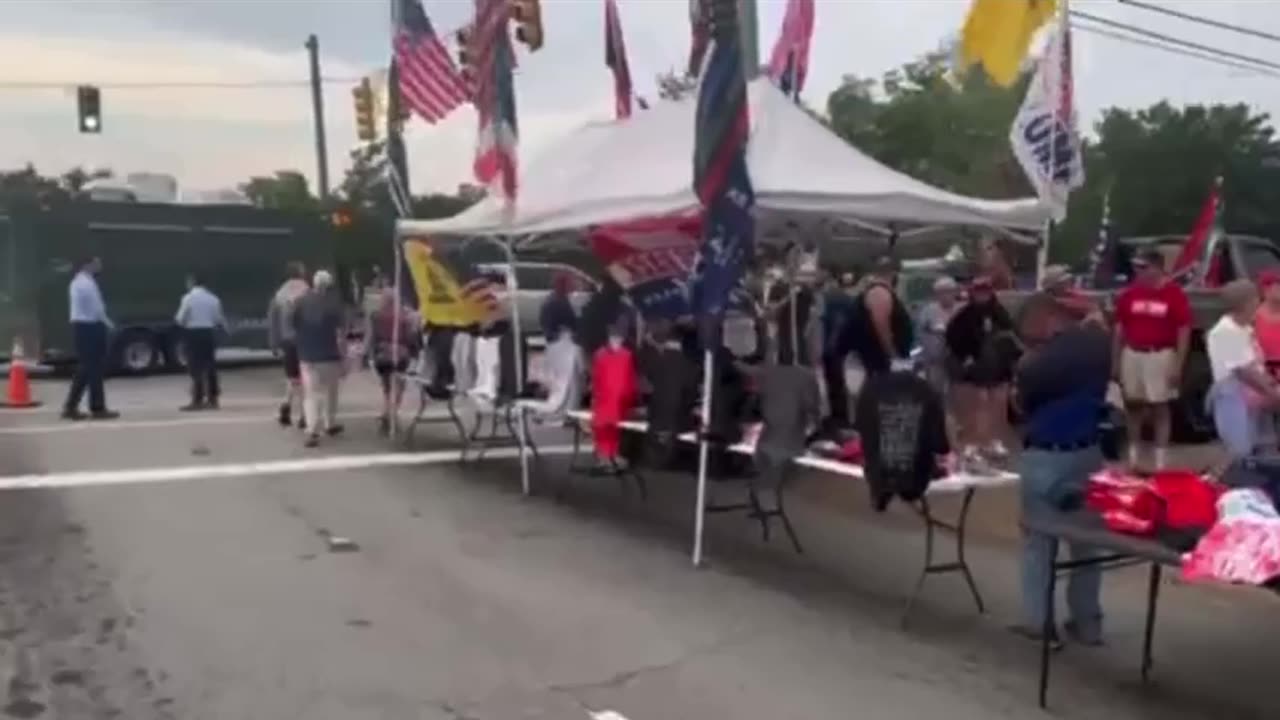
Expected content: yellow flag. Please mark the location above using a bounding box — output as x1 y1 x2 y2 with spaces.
958 0 1058 87
402 237 492 327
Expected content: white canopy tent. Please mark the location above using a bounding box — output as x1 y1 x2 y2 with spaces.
394 80 1049 568
397 78 1049 239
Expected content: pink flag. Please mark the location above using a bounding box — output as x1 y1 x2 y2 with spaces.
766 0 815 96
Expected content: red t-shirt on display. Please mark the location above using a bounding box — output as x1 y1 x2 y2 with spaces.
1115 282 1191 350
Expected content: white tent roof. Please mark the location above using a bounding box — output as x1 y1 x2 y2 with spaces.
399 79 1049 238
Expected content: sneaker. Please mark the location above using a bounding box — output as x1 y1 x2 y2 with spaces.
986 440 1010 460
207 398 220 411
278 404 291 427
61 409 87 421
89 410 120 421
180 403 205 412
1009 624 1063 651
326 425 345 437
304 434 320 449
1064 620 1105 647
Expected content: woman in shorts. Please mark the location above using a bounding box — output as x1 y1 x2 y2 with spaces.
945 276 1016 462
366 292 420 436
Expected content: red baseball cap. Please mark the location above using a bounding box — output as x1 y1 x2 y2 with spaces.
1259 269 1280 289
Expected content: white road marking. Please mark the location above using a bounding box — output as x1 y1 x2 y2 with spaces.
589 712 631 720
0 444 574 490
0 396 380 415
0 410 403 436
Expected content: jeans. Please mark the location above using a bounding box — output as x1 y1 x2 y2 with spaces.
184 328 220 404
301 361 342 434
1019 446 1104 636
1209 377 1259 460
64 321 108 413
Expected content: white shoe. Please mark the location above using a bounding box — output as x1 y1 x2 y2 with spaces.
986 440 1010 459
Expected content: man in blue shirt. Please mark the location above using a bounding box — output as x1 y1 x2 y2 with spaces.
175 272 227 411
62 256 118 420
1013 294 1111 648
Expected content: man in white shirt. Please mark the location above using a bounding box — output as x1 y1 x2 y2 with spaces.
175 272 227 410
62 256 118 420
1206 280 1280 459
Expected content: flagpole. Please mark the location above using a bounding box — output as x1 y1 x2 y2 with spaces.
692 348 714 566
1036 2 1067 287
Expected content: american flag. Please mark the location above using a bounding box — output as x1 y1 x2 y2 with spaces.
690 0 754 346
766 0 815 99
604 0 633 119
1085 190 1117 288
393 0 469 124
472 0 519 202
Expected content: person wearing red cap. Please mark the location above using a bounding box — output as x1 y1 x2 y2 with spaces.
1113 248 1191 470
1253 269 1280 372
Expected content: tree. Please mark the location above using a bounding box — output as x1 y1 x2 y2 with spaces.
0 165 67 208
239 170 318 211
59 166 112 193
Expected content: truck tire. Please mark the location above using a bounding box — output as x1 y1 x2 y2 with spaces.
112 329 161 375
165 334 188 370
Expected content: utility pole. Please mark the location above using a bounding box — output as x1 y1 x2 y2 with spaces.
305 34 331 203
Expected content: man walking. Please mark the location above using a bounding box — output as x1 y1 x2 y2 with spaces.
1113 248 1191 470
290 270 346 448
175 272 226 411
62 256 118 421
847 256 914 378
268 262 309 427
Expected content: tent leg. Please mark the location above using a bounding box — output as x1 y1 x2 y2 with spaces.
693 349 714 567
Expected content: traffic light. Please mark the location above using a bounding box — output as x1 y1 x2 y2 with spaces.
352 78 376 142
510 0 544 51
456 27 474 86
77 85 101 134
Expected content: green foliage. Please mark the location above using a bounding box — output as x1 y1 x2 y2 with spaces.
826 52 1280 266
239 170 318 212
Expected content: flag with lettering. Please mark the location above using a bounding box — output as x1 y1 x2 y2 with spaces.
473 0 519 201
690 0 754 346
589 215 701 318
1009 8 1083 222
604 0 633 119
766 0 815 98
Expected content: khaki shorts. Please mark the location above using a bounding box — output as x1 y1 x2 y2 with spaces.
1120 348 1179 404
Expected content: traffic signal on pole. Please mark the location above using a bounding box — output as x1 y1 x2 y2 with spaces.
77 85 101 133
352 78 376 142
510 0 544 52
456 27 475 86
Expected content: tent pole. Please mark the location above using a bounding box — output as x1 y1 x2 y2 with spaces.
497 234 531 497
390 231 403 437
692 348 714 567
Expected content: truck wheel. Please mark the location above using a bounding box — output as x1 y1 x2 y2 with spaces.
166 336 188 370
113 330 160 374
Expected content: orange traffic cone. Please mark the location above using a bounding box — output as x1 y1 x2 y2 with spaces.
3 340 41 409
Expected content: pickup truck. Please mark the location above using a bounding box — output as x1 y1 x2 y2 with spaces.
1002 233 1280 440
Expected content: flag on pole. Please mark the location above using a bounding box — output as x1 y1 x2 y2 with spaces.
766 0 814 98
1085 190 1125 288
687 0 711 77
1009 6 1083 222
690 0 754 346
473 0 519 202
604 0 634 119
1172 178 1225 287
958 0 1057 87
394 0 470 124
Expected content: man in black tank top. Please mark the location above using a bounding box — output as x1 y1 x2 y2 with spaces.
849 257 914 376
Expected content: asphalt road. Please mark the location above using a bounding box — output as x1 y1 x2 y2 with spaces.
0 367 1278 719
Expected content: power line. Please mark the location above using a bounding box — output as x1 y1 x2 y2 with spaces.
0 77 364 90
1117 0 1280 45
1074 22 1280 80
1071 10 1280 72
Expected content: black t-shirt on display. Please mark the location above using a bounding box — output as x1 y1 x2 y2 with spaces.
855 371 949 511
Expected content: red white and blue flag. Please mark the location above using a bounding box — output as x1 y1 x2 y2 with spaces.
604 0 633 119
1172 179 1225 288
687 0 710 77
472 0 519 202
394 0 470 124
589 215 702 319
766 0 815 99
691 0 754 346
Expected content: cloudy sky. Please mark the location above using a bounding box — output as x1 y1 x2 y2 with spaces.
2 0 1278 197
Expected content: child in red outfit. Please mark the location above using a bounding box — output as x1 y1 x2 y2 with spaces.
591 325 636 465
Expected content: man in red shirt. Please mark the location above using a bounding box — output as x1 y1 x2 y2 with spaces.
1113 248 1192 470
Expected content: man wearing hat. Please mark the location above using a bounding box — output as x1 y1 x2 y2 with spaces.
1113 247 1191 470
